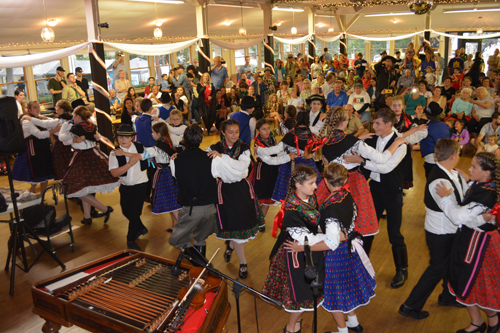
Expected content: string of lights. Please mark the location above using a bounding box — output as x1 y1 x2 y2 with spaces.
272 0 480 9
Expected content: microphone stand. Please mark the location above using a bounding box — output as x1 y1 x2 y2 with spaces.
184 255 282 333
304 237 321 333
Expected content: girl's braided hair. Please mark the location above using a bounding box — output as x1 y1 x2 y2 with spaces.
320 106 348 141
284 165 317 202
475 152 500 202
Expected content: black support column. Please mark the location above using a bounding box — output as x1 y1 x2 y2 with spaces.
198 37 211 74
264 35 274 69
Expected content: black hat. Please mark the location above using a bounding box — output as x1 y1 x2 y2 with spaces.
56 66 65 72
75 67 83 73
381 55 397 63
71 99 86 109
159 91 171 104
115 124 137 137
306 94 326 106
264 67 271 72
425 101 443 118
240 96 255 110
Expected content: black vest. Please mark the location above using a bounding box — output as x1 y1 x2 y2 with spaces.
174 148 217 206
424 165 462 212
116 142 148 177
361 133 404 193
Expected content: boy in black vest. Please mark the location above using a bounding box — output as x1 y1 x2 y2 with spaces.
109 124 149 251
399 138 466 319
345 108 409 288
169 125 217 268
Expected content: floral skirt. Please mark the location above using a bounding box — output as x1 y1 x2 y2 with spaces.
63 148 119 198
322 242 376 313
151 166 182 214
52 138 73 181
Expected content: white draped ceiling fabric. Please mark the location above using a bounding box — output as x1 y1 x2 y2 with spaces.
1 30 498 69
209 37 265 50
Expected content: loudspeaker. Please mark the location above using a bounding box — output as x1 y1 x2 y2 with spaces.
0 96 24 156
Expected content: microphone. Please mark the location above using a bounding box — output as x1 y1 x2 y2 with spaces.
304 236 317 280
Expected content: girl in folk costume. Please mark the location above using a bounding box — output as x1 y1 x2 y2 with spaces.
207 119 265 279
285 163 376 333
280 105 297 136
255 111 323 203
435 152 500 333
23 99 74 181
12 101 58 194
165 110 187 152
253 119 297 218
59 106 118 225
262 165 326 333
315 107 406 254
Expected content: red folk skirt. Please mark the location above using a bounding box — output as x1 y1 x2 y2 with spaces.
316 169 378 236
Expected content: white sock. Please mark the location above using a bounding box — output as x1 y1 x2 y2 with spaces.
347 314 359 327
337 327 348 333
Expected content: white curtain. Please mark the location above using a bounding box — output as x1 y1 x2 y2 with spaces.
273 34 313 45
0 42 91 68
210 37 265 50
429 30 500 40
103 38 200 56
346 31 425 41
315 35 343 43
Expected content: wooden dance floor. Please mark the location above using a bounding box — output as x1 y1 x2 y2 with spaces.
0 134 479 333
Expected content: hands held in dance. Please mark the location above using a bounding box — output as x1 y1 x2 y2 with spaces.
288 152 297 160
394 137 407 146
284 240 304 252
435 181 453 198
343 152 363 164
207 151 222 159
359 133 374 141
170 153 178 160
73 135 85 143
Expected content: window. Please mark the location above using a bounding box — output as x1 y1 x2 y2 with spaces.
282 43 292 57
273 40 281 64
153 55 171 84
249 44 258 69
292 44 300 57
348 39 366 62
370 40 389 63
0 66 27 103
395 37 414 58
481 35 500 73
261 42 266 69
177 47 191 66
70 54 93 97
315 40 322 55
105 51 120 90
235 48 246 67
326 40 341 57
212 44 223 59
33 60 60 105
129 54 150 89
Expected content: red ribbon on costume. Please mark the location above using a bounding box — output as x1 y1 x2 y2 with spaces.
403 114 413 129
341 182 351 192
490 203 500 221
305 137 327 153
272 200 286 238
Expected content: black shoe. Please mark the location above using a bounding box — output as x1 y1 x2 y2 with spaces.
398 304 430 320
347 324 364 333
487 313 500 333
438 298 466 308
239 263 248 279
391 246 408 288
127 241 142 251
166 228 173 233
135 227 149 241
258 225 266 232
103 206 113 223
224 240 234 262
81 218 92 225
91 209 105 218
144 197 151 203
457 322 487 333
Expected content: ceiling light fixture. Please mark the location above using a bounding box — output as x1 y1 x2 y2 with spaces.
291 10 297 34
275 21 283 26
316 23 326 27
47 18 57 27
222 20 232 26
41 0 55 43
239 2 246 36
392 19 400 23
315 14 335 18
443 7 500 13
209 3 254 9
364 12 415 17
130 0 184 3
476 16 484 34
153 2 162 39
273 7 304 12
328 8 334 33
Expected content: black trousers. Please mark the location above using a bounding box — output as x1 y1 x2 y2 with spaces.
119 182 147 242
370 180 406 249
467 117 492 135
145 164 156 201
404 231 456 310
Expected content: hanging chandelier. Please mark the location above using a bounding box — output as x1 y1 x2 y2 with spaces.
408 0 433 15
291 10 297 34
328 9 334 33
41 0 55 43
239 2 246 35
154 2 163 40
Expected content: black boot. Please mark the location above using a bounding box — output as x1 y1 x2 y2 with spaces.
184 246 209 267
391 246 408 289
194 245 206 258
